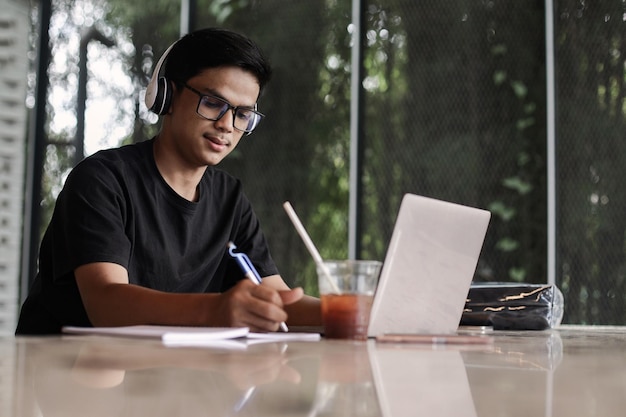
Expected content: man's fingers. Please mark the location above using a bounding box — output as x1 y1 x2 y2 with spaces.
278 287 304 305
226 280 299 331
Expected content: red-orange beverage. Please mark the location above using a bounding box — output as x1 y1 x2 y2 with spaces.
321 293 374 340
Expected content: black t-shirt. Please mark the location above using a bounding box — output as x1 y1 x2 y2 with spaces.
16 139 279 334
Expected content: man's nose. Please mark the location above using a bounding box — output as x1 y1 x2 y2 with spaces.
214 109 235 132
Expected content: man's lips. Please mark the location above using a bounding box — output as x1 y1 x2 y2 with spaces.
204 134 230 151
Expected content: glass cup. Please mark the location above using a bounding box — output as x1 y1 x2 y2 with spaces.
317 260 382 340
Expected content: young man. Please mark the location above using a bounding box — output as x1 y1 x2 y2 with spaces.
16 28 321 334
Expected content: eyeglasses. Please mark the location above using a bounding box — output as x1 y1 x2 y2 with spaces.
183 83 265 134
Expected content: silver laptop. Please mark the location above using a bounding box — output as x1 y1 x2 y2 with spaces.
368 193 491 337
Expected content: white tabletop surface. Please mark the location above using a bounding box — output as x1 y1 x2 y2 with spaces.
2 325 625 416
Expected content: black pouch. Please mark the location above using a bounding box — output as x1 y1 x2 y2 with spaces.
461 282 564 330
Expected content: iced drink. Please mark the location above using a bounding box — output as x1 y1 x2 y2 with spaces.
321 293 374 340
317 260 382 340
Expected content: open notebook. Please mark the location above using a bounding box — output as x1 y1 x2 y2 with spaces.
62 325 320 347
367 193 491 337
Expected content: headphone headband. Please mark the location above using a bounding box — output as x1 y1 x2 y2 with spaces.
145 41 178 115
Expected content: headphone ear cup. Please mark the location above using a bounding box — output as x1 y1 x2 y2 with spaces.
144 40 178 115
151 77 172 115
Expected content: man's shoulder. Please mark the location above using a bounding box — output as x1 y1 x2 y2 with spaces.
90 139 152 163
63 140 154 194
75 140 153 174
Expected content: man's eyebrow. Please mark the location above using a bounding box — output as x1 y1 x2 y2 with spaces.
200 88 256 109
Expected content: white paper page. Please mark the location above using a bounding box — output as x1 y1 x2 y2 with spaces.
247 332 321 341
162 332 321 348
62 325 250 341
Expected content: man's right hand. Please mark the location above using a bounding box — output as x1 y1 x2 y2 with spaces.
216 279 302 332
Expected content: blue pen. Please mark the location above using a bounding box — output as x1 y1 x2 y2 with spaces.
227 242 289 332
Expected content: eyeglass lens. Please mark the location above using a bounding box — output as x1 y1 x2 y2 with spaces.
197 95 262 133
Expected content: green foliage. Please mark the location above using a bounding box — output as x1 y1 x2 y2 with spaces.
502 177 533 195
488 201 516 222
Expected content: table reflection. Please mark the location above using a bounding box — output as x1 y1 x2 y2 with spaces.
462 331 563 417
17 336 498 417
10 327 626 417
370 345 479 417
18 336 382 417
22 337 312 416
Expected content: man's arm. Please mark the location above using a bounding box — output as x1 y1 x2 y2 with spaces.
74 262 304 331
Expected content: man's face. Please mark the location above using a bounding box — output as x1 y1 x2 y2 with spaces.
165 66 261 167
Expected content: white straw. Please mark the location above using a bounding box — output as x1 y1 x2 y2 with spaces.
282 201 342 294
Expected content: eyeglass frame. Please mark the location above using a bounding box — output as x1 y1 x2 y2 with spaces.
181 82 265 135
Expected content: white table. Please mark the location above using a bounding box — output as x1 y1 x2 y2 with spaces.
3 326 625 416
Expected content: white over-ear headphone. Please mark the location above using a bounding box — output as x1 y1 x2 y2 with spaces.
144 41 178 115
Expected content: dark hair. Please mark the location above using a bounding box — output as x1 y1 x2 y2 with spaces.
164 28 272 93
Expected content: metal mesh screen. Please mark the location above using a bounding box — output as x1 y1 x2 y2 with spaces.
34 0 626 324
219 1 552 303
214 2 355 295
555 1 626 324
357 1 548 290
355 0 626 325
225 1 626 324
